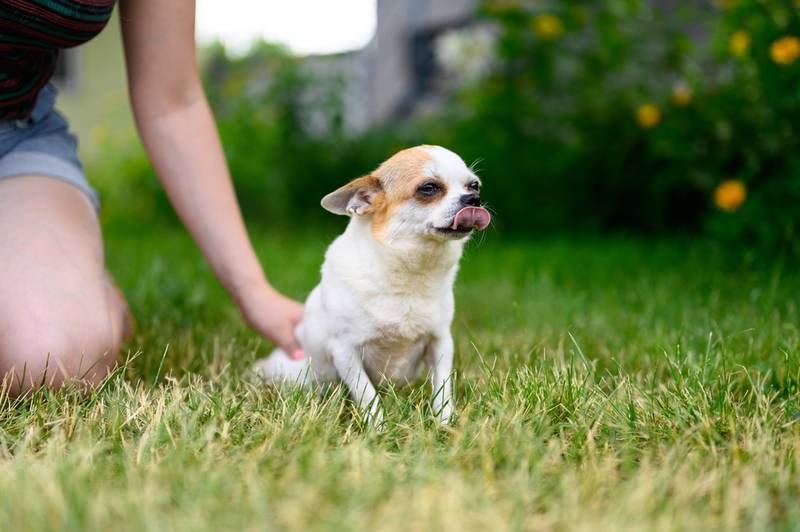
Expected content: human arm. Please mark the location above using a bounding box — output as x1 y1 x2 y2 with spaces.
118 0 303 357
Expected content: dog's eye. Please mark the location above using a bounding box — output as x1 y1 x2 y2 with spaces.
416 182 442 196
467 181 481 192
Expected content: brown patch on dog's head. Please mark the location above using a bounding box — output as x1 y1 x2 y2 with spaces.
372 146 435 199
369 146 443 238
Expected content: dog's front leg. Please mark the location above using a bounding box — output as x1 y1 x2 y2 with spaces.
427 332 455 424
330 342 383 426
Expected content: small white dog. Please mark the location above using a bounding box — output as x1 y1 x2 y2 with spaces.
252 145 490 424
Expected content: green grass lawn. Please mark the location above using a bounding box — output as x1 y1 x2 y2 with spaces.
1 222 799 531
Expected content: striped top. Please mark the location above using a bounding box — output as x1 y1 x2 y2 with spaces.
0 0 115 120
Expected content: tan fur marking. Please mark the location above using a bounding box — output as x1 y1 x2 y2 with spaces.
370 193 394 240
369 146 436 239
373 146 434 199
328 146 447 240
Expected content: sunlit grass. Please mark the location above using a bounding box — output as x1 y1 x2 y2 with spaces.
1 223 798 531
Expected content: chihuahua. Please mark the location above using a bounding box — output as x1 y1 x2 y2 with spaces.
252 145 490 424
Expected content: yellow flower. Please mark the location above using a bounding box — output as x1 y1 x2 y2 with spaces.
532 14 564 40
729 30 751 57
636 104 661 129
671 82 693 107
770 36 800 65
713 180 747 212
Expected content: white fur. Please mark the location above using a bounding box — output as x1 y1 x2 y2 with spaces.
252 146 481 425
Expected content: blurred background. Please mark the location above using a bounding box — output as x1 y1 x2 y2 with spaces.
54 0 800 256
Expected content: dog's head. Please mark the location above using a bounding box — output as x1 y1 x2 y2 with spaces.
321 145 491 243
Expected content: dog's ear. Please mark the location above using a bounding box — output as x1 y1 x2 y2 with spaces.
321 175 382 216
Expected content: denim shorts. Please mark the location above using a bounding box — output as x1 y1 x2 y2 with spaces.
0 84 99 210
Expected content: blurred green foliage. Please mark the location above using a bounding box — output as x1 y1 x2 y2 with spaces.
439 0 800 254
92 1 800 255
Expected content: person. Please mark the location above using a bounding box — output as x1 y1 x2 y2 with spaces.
0 0 304 395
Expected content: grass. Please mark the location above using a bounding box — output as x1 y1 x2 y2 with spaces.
1 221 799 531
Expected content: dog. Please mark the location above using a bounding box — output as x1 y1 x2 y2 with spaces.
252 145 491 425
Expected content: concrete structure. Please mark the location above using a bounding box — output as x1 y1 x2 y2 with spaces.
307 0 481 133
361 0 479 126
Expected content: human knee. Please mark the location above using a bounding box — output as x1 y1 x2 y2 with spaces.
0 311 117 393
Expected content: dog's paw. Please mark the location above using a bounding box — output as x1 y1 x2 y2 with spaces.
436 403 455 426
251 349 311 387
364 404 385 429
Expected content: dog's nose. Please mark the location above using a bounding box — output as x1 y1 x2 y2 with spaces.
460 193 481 207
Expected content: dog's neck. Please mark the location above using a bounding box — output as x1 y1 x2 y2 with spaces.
337 217 465 292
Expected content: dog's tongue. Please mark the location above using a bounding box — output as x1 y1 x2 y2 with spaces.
451 206 491 231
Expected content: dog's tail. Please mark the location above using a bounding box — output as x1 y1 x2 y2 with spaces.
251 348 313 388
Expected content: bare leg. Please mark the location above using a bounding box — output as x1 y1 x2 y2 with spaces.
427 332 455 424
0 176 126 396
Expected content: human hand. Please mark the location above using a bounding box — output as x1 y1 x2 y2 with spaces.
237 283 304 359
